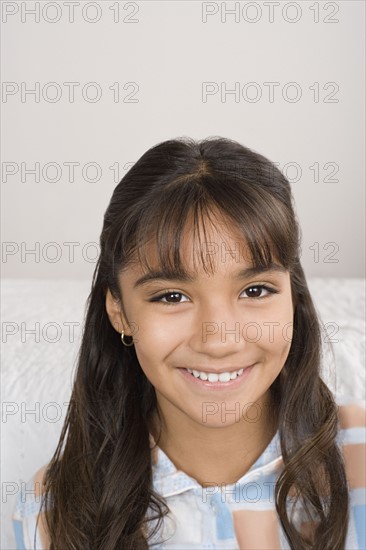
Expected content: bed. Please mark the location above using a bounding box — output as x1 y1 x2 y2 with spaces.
2 277 365 549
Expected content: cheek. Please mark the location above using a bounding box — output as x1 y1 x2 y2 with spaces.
255 299 294 355
132 324 174 381
275 306 294 364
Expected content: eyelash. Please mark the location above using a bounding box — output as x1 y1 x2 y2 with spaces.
148 284 279 306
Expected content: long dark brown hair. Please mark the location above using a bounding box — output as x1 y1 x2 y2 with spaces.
38 137 349 549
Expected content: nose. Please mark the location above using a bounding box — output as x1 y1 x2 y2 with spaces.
188 299 248 356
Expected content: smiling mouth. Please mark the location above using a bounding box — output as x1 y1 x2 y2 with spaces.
182 365 255 383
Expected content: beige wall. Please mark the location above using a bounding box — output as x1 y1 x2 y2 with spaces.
1 1 365 278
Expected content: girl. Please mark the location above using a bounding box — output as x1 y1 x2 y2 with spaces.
13 137 365 549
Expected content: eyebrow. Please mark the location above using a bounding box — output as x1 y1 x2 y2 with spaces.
133 263 287 289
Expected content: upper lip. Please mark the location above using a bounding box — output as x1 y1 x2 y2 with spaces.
179 364 255 374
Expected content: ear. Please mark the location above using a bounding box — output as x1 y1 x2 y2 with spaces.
105 288 132 336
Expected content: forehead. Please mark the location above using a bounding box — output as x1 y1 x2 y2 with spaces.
176 214 244 269
121 211 281 284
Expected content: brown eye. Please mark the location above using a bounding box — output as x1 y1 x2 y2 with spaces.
149 291 190 306
163 292 183 303
241 285 278 299
245 286 263 298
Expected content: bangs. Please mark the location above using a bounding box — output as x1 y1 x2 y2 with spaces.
119 172 298 280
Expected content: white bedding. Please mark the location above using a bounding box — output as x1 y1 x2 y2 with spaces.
2 277 365 549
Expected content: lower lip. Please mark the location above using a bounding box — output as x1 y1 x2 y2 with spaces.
178 364 256 392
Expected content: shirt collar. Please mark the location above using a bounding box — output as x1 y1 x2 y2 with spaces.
149 430 283 498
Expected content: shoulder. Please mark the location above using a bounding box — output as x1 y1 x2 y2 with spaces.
12 464 51 550
336 399 366 490
33 464 49 498
337 400 366 431
336 400 366 550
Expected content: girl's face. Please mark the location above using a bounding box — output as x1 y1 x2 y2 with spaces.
106 214 294 430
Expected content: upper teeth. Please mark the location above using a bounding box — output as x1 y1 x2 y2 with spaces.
186 367 244 383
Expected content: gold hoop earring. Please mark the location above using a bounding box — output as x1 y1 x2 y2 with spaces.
121 329 134 347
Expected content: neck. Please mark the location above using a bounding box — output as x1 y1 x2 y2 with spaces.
149 389 278 488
